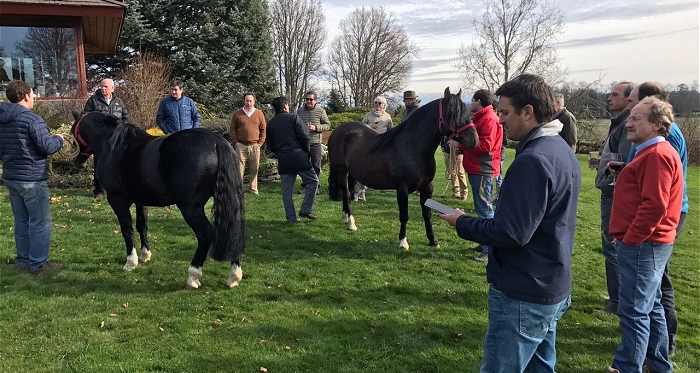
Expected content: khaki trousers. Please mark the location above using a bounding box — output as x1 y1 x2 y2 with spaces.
235 143 260 194
443 151 468 197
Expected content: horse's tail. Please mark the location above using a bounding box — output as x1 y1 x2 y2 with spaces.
328 163 343 201
210 140 246 262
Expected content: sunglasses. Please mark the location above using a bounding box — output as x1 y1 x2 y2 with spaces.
305 98 315 101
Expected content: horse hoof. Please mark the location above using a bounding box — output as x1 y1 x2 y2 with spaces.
123 250 139 271
139 249 152 263
225 265 242 288
342 212 350 224
399 238 409 251
348 216 357 231
187 266 202 289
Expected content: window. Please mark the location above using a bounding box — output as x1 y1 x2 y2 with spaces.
0 26 78 98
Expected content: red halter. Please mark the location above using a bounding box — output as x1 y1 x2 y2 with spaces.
72 114 93 157
438 98 475 140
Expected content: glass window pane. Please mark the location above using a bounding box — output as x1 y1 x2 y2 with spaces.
0 26 78 97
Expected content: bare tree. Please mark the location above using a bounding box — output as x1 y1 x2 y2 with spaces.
115 52 172 130
327 7 418 108
269 0 326 109
456 0 566 92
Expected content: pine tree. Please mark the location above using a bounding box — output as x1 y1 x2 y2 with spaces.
86 0 276 115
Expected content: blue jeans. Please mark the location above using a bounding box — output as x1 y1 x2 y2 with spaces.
481 287 570 373
601 194 618 307
612 241 673 373
468 174 494 253
4 179 53 271
280 167 318 223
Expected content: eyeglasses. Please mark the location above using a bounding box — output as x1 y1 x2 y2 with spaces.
305 98 315 102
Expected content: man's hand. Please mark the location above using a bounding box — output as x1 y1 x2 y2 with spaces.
438 208 466 227
309 124 317 132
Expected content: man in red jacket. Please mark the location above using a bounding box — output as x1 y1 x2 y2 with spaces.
607 97 683 373
460 89 503 262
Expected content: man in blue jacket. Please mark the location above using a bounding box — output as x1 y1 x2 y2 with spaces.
439 74 581 373
156 80 201 134
0 80 65 274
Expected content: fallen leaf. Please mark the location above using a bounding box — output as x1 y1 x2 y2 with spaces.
109 314 118 317
99 321 105 328
214 319 221 325
260 368 268 373
260 339 269 344
240 317 246 323
122 302 129 308
158 327 164 332
284 346 291 351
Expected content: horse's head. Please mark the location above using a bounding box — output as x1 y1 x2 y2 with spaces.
439 87 479 149
70 111 121 168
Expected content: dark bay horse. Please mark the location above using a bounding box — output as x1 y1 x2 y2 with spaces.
327 88 478 250
71 112 246 289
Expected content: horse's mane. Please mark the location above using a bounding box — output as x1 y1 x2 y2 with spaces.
86 112 149 152
370 100 439 152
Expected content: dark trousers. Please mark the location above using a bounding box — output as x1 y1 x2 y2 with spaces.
663 211 686 355
92 159 104 195
302 143 323 192
309 143 322 177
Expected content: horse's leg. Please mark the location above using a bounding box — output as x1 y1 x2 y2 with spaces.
342 171 357 231
135 204 152 263
108 197 138 271
419 183 440 247
396 187 410 250
179 204 214 290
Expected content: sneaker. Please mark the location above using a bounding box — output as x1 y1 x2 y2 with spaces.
452 194 461 199
474 253 488 262
30 261 65 275
299 212 318 220
603 303 619 315
461 196 468 201
95 193 104 200
607 366 620 373
286 219 299 225
470 245 483 252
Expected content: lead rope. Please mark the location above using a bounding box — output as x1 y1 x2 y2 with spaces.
440 141 460 197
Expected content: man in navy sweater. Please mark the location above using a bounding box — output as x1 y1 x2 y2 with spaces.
439 74 581 373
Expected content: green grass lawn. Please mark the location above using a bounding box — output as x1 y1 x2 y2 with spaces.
0 149 698 373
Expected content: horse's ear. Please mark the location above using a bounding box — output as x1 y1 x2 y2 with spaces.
456 89 462 98
444 87 451 98
72 110 82 121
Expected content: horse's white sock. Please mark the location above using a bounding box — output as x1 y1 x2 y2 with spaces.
123 250 138 271
186 265 202 289
225 264 243 288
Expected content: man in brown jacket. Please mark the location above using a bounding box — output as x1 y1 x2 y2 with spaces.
230 92 266 195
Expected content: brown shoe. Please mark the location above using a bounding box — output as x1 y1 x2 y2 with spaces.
30 261 65 275
95 193 104 200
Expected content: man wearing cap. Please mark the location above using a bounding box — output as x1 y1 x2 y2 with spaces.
401 90 420 122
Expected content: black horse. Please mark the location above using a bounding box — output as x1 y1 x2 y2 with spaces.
71 112 246 289
327 88 478 250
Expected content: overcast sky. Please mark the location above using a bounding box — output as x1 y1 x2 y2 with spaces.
318 0 700 102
